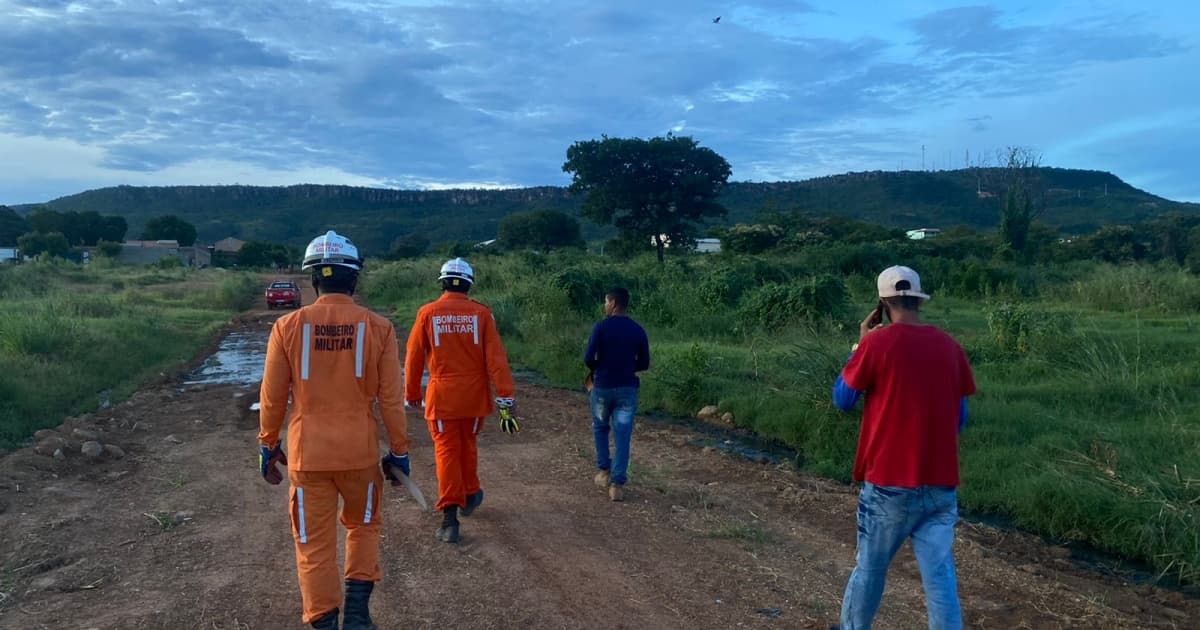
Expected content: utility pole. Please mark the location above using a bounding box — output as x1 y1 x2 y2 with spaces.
922 145 926 171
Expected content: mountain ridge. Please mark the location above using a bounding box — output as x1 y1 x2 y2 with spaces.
20 167 1196 253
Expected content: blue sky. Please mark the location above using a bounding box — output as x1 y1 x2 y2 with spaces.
0 0 1196 204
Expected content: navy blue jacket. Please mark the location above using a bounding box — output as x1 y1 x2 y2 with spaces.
584 315 650 389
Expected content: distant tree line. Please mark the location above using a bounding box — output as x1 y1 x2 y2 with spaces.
1 206 130 259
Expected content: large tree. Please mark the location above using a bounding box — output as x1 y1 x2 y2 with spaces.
498 209 584 252
997 146 1044 258
142 215 198 246
237 241 294 268
0 206 29 245
563 134 732 262
100 215 128 243
17 231 70 259
27 207 67 236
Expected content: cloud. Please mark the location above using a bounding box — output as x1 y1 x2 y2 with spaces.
967 115 992 132
0 131 385 203
0 0 1194 204
911 5 1184 84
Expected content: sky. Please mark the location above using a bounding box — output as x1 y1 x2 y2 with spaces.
0 0 1197 205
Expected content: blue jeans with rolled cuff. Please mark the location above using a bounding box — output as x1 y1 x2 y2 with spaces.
840 483 962 630
590 386 637 485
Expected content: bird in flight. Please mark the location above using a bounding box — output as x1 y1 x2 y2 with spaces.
712 16 721 24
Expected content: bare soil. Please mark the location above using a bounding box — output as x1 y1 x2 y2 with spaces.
1 286 1196 629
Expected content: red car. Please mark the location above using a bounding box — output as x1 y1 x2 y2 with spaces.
265 280 301 309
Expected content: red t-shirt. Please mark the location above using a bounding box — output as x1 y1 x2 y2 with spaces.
841 323 976 488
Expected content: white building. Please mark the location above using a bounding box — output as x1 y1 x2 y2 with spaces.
906 228 942 240
0 247 18 263
651 235 723 253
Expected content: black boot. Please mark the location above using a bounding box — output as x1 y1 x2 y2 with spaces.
435 505 460 543
310 608 339 630
462 489 485 517
343 580 378 630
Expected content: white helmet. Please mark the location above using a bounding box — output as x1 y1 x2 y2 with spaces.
438 258 475 285
303 230 363 271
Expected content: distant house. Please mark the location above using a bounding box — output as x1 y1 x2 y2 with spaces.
0 247 18 264
214 237 246 254
212 237 246 267
474 239 498 249
118 240 211 267
906 228 942 240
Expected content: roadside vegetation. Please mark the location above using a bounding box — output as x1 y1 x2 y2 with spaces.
0 260 259 449
364 225 1200 587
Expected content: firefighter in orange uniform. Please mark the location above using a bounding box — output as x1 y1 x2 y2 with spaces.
258 230 411 630
405 257 516 543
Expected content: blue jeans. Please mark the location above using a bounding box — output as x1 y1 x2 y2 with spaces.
590 386 637 485
841 483 962 630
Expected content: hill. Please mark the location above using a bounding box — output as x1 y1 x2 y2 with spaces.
27 167 1196 253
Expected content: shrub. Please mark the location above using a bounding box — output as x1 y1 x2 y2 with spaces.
1064 265 1200 313
741 275 847 330
214 275 260 311
656 343 714 411
720 223 785 254
986 303 1038 355
550 266 632 313
96 241 123 258
697 259 793 310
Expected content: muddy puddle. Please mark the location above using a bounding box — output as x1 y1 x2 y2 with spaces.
183 330 268 387
182 328 432 390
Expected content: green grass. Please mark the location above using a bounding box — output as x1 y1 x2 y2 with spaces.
364 251 1200 585
0 262 259 448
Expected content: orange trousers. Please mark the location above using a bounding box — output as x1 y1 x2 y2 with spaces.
430 417 481 511
288 466 384 624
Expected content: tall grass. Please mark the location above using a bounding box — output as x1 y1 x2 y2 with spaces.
364 255 1200 585
0 264 259 448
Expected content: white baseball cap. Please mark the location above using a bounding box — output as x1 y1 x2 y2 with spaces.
877 265 930 300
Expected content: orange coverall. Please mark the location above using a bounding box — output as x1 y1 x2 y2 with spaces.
259 293 409 624
405 292 514 511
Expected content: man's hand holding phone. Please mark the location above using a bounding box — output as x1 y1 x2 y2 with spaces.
859 301 887 341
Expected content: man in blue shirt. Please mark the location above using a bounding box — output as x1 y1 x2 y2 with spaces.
583 287 650 502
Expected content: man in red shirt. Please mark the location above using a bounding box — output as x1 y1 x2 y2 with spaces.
831 265 975 630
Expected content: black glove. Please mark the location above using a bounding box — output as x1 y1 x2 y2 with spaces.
259 442 287 485
382 451 411 486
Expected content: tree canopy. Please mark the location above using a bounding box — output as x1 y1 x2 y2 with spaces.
385 233 431 259
17 231 70 259
23 208 126 246
497 209 584 252
563 135 732 262
0 206 29 246
142 215 198 246
237 241 296 269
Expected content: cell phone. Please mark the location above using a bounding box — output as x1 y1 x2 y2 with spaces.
872 300 888 326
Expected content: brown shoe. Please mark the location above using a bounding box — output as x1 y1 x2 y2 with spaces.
594 470 610 488
608 484 624 502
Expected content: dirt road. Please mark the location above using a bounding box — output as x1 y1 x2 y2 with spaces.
0 291 1196 629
